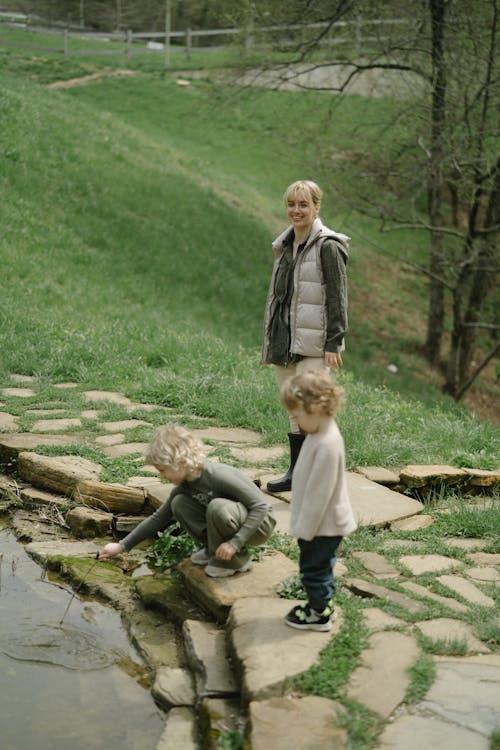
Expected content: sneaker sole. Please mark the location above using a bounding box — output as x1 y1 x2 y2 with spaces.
285 620 332 632
204 560 253 578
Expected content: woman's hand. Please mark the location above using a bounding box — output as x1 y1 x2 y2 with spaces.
215 542 237 561
98 542 124 560
325 351 343 369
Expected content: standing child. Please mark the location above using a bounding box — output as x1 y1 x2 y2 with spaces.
280 369 357 631
98 424 276 578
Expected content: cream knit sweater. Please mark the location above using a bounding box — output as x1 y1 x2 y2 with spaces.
289 419 357 541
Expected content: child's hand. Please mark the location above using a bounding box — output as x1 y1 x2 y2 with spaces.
215 542 237 561
98 542 124 560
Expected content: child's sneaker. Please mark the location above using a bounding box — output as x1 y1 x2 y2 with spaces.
204 559 253 578
190 548 211 566
285 602 335 632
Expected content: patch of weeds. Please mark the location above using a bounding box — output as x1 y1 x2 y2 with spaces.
276 573 305 600
147 525 197 572
431 497 500 542
218 731 243 750
337 699 385 750
419 634 469 656
491 729 500 750
473 615 500 649
404 653 436 703
256 531 299 562
293 592 366 698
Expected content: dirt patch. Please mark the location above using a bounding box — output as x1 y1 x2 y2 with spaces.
47 69 139 90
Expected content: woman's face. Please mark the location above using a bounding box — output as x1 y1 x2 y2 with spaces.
285 190 318 234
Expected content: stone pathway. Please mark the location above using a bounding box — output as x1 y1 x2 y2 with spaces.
0 377 498 749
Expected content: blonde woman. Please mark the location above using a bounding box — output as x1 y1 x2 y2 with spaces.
261 180 350 493
99 425 275 578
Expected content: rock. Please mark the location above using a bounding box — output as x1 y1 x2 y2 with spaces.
344 578 426 614
399 464 468 488
199 697 245 750
347 631 420 717
399 553 463 575
156 707 198 750
390 514 434 531
17 452 102 495
0 433 84 467
466 566 500 584
399 581 468 613
354 466 401 485
134 574 205 625
101 419 150 431
66 506 113 538
151 667 196 708
0 411 18 431
436 575 495 608
462 467 500 487
248 696 347 750
414 617 490 653
83 390 133 405
346 472 424 527
182 619 238 697
377 714 489 749
352 551 400 579
101 442 149 458
362 608 406 631
31 418 82 432
227 597 340 703
178 552 298 623
74 479 146 513
20 485 68 509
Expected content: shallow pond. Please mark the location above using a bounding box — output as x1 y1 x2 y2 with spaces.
0 525 166 750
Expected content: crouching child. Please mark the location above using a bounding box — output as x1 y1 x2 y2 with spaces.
99 424 276 578
280 369 357 631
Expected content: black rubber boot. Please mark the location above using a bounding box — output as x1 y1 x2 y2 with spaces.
267 432 305 493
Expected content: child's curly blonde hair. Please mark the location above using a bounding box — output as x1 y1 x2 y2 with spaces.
280 369 344 417
145 424 207 472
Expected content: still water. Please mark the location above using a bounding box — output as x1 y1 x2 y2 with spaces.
0 525 165 750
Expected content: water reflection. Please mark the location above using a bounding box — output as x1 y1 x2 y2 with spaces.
0 526 165 750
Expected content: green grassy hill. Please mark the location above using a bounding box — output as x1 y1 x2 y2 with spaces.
0 52 498 469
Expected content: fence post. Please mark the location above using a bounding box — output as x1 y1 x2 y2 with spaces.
185 26 191 59
164 0 171 69
127 28 132 63
64 28 69 57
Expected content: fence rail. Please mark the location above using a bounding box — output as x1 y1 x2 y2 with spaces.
0 16 410 66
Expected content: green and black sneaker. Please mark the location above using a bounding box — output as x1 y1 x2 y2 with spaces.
285 602 336 632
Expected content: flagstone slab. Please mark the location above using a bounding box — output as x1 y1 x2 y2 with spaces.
466 552 500 566
418 655 500 736
345 578 426 614
151 667 196 708
95 433 125 446
191 426 262 444
265 495 291 534
0 433 85 465
0 412 18 430
399 554 463 575
156 707 198 750
53 382 79 388
347 631 420 717
81 409 100 419
362 607 406 631
414 618 490 653
20 485 69 510
229 445 285 463
183 619 238 697
228 597 341 703
445 537 491 551
376 714 489 750
399 581 468 613
83 390 133 405
101 419 150 432
9 374 36 383
26 409 66 415
390 514 434 531
1 387 36 398
352 551 400 579
354 466 401 485
345 472 424 528
178 552 298 623
31 417 82 432
101 442 149 458
466 567 500 584
399 464 468 488
248 696 347 750
462 467 500 487
436 575 495 607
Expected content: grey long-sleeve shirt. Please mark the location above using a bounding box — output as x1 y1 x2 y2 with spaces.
121 462 273 553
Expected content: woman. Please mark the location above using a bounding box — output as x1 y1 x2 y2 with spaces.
261 180 350 493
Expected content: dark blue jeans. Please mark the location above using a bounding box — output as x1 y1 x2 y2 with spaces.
298 535 343 612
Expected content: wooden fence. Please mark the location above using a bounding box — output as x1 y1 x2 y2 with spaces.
0 15 410 68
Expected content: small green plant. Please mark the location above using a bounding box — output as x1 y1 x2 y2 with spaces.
147 525 197 571
404 653 436 703
218 731 243 750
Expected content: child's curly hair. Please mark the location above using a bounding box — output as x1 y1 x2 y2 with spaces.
145 424 207 472
280 369 344 417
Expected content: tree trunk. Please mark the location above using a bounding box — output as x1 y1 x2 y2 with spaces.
425 0 447 366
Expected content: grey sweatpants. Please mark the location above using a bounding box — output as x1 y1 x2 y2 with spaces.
171 494 275 569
